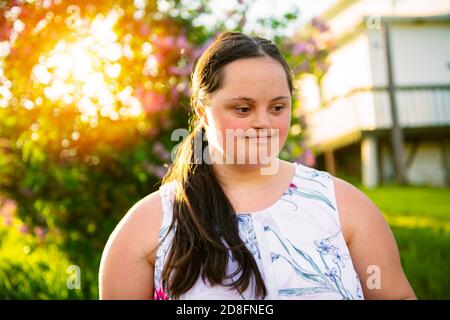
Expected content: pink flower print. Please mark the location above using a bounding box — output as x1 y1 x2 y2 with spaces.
153 287 169 300
284 182 298 197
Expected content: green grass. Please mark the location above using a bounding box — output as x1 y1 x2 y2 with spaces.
360 185 450 300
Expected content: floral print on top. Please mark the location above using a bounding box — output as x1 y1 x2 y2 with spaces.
154 162 364 300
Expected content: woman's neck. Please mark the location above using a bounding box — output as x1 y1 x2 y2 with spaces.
211 157 286 193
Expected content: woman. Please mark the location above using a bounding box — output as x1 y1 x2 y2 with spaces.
99 32 416 300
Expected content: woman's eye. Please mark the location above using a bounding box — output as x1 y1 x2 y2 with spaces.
235 107 251 114
234 105 284 114
273 105 285 112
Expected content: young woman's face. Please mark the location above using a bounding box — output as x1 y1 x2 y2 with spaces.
201 55 292 166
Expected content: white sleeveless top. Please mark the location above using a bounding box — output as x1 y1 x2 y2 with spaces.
153 162 364 300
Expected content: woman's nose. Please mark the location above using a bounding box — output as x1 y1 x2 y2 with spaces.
252 109 271 129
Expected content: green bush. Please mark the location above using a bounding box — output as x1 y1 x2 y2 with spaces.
0 223 98 299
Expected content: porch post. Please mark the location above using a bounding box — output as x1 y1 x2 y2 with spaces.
383 21 407 184
324 150 336 176
362 135 379 188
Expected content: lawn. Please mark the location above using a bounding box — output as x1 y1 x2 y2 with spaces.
360 185 450 300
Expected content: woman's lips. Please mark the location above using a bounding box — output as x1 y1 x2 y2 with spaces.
245 136 273 142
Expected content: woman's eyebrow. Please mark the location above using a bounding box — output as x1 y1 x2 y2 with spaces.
226 96 289 102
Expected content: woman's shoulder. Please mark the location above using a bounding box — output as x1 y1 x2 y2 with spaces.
123 189 164 238
128 190 165 257
330 176 416 299
102 189 164 264
331 175 383 245
99 189 164 299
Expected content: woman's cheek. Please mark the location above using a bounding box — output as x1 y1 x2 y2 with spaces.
218 118 246 142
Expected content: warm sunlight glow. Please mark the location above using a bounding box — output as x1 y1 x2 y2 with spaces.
29 8 144 122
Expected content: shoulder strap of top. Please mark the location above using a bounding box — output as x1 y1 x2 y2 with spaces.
294 162 341 230
158 181 177 238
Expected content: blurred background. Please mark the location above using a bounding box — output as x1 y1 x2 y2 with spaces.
0 0 449 299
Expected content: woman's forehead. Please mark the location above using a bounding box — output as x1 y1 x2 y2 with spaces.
213 59 290 99
222 56 286 79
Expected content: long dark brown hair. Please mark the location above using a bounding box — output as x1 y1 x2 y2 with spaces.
159 31 294 299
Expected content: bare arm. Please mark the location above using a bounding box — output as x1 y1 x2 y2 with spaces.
333 177 417 300
98 191 163 299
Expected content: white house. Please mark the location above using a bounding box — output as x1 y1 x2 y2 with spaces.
299 0 450 187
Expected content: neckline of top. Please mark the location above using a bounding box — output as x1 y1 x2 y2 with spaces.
234 161 298 216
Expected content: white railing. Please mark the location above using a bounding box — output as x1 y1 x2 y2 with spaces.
305 85 450 147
